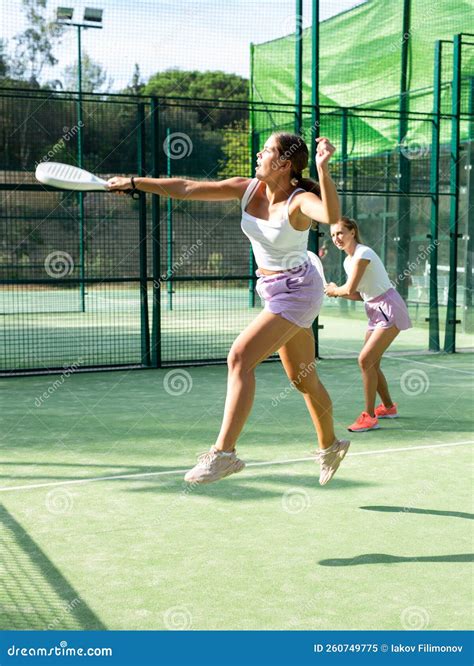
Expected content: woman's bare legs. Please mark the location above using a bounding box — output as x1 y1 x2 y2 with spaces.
214 310 301 452
278 327 336 449
359 327 399 416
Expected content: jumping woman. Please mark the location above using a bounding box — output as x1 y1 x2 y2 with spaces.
107 133 350 485
325 216 412 432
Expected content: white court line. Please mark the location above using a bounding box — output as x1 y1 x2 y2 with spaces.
0 440 472 493
391 356 474 376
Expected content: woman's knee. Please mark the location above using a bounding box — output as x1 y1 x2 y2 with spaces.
227 345 252 373
358 352 378 371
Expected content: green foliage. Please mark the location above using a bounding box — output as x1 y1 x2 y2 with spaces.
216 120 251 178
9 0 64 85
0 39 8 78
63 52 111 93
143 69 249 128
123 64 145 96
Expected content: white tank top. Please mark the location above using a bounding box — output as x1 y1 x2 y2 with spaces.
240 178 310 271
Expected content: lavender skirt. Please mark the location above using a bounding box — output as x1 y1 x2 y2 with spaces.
255 253 324 329
365 288 412 331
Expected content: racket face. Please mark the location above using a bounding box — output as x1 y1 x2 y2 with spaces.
35 162 108 191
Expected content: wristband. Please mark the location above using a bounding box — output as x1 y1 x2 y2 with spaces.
130 176 136 191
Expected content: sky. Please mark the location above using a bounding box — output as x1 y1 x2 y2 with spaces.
0 0 367 90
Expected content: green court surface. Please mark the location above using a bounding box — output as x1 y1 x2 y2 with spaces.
0 353 473 631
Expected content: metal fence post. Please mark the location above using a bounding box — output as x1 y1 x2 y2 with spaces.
465 76 474 335
427 40 442 351
137 102 151 366
444 34 462 352
294 0 303 135
396 0 412 303
150 96 162 368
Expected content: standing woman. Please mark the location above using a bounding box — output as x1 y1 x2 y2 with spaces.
108 133 350 485
325 217 412 432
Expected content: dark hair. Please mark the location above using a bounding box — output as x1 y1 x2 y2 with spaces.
272 132 321 197
337 216 362 243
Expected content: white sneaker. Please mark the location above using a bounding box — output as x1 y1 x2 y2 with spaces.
184 447 246 484
316 439 351 485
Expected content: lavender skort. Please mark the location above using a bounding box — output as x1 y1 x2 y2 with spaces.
365 287 412 331
255 254 324 329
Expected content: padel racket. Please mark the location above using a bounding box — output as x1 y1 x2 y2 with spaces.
35 162 139 198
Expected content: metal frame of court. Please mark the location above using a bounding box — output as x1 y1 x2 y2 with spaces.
0 15 473 374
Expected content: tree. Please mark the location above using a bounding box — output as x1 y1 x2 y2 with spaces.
143 69 249 128
9 0 64 85
216 120 251 178
124 63 144 96
0 39 8 78
63 52 111 93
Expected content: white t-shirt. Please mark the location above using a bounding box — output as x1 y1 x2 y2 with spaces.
343 244 392 302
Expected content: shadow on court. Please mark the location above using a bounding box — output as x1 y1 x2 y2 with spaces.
0 505 106 630
360 505 474 520
318 553 474 566
125 473 373 501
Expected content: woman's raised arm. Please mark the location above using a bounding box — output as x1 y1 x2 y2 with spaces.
107 176 250 201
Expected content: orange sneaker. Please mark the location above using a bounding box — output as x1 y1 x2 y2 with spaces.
348 412 380 432
374 403 398 419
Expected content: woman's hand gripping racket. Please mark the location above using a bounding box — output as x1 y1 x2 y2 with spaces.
35 162 140 198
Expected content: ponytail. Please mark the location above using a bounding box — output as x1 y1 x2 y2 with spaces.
339 216 362 243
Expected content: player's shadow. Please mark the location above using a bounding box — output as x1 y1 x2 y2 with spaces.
126 473 372 500
360 505 474 520
319 553 474 566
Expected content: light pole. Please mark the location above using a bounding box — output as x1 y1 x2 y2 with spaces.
56 7 103 312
